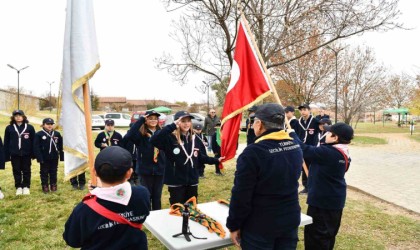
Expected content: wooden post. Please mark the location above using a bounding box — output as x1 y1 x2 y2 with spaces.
83 81 96 186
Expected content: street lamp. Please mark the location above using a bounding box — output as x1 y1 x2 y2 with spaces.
325 46 346 123
202 81 210 112
47 81 55 112
7 64 29 110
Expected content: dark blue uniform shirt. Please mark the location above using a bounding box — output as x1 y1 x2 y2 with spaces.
34 129 64 162
4 122 35 160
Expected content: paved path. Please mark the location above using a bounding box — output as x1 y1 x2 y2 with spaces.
346 133 420 214
235 133 420 214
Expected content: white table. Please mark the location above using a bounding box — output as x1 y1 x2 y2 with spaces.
144 201 312 250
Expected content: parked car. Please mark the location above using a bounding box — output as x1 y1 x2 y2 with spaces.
92 115 105 130
164 113 205 128
104 113 131 127
130 111 167 127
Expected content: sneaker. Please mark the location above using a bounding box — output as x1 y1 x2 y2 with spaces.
79 185 86 190
50 184 57 192
16 187 23 196
72 184 79 190
199 175 206 179
215 172 223 176
22 187 30 195
42 185 50 193
299 188 308 195
0 188 4 199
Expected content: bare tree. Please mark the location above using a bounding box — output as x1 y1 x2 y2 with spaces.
332 47 387 124
157 0 401 97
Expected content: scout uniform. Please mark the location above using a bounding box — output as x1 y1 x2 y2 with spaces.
94 119 123 151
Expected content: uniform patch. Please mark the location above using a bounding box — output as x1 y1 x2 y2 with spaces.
103 138 106 142
173 148 180 155
116 188 125 197
42 136 47 140
24 134 29 139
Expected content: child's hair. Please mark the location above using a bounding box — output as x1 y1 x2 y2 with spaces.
10 115 29 125
331 132 353 144
173 126 194 145
139 122 161 137
96 163 128 184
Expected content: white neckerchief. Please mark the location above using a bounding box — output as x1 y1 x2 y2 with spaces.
298 115 314 143
180 133 195 168
90 182 132 206
42 129 57 154
333 144 350 158
317 131 327 147
13 123 27 149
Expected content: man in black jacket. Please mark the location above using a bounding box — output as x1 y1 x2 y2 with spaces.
227 103 303 249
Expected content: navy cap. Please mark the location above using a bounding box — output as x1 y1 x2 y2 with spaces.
255 103 285 124
12 109 25 116
298 104 310 110
94 147 132 175
248 105 258 112
145 110 160 117
284 106 295 113
105 119 115 126
324 123 354 142
174 111 194 120
42 118 55 124
319 118 332 125
193 124 203 130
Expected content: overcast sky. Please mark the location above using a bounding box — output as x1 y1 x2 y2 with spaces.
0 0 418 105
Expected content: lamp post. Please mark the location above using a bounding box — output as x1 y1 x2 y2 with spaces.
47 81 55 112
202 81 210 112
326 46 345 123
7 64 29 110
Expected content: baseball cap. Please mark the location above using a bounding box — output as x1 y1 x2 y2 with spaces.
298 104 310 110
319 118 332 125
254 103 285 124
105 119 115 126
94 146 133 175
174 111 194 120
194 124 203 130
145 110 160 117
12 109 25 116
42 118 55 124
324 123 354 142
284 106 295 113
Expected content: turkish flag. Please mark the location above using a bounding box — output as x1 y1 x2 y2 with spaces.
220 19 271 168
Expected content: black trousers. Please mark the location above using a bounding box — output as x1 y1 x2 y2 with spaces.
11 155 32 188
168 185 198 205
301 158 312 188
70 173 86 186
197 163 205 176
140 174 164 210
40 159 59 186
304 205 343 250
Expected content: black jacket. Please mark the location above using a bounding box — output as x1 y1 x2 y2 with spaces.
245 118 256 145
150 123 219 186
123 117 165 176
203 115 221 136
295 115 319 146
34 129 64 163
94 131 123 151
0 137 5 170
4 122 35 160
63 186 150 250
226 129 303 237
290 132 350 210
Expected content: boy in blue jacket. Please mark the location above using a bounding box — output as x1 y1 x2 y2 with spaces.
289 122 353 250
34 118 64 193
63 146 150 249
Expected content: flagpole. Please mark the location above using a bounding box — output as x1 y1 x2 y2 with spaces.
239 11 309 176
83 81 97 186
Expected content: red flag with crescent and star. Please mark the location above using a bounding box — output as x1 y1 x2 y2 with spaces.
219 18 271 168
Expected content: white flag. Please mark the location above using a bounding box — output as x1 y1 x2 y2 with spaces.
61 0 100 180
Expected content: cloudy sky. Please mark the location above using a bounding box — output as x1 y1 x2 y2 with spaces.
0 0 418 105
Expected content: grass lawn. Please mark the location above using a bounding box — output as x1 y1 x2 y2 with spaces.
351 135 387 145
353 122 418 134
0 115 419 249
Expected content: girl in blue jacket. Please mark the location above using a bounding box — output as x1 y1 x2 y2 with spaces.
123 110 165 210
290 122 353 250
150 111 222 205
